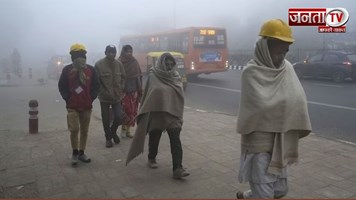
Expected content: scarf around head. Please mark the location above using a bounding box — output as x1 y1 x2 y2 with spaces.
126 53 184 165
139 53 183 115
119 48 142 79
237 38 311 136
71 57 87 85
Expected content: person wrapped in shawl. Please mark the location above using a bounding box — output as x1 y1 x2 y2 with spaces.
118 45 142 138
236 19 312 198
126 52 190 179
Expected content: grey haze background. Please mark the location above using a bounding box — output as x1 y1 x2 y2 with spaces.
1 0 355 68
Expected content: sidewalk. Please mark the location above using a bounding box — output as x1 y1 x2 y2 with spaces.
0 77 356 198
1 108 356 198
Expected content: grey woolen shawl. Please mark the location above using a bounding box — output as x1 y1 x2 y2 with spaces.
237 38 312 175
126 53 184 165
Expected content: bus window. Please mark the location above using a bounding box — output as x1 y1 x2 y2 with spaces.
160 36 168 50
194 36 204 45
217 34 225 45
182 35 189 53
193 29 226 48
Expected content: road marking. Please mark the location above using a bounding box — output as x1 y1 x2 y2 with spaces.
189 83 241 93
336 139 356 146
313 83 344 88
190 82 356 112
307 101 356 111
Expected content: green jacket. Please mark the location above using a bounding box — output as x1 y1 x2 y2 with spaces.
95 57 126 103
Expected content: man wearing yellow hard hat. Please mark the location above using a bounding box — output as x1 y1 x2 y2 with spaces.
58 43 99 167
236 19 312 198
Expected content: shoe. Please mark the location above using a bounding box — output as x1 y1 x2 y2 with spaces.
112 134 120 144
126 132 134 138
121 125 127 138
236 191 244 199
106 140 113 148
71 154 78 166
78 154 91 163
120 132 126 138
147 159 158 169
173 167 190 179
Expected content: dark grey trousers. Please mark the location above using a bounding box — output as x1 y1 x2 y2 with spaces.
100 102 122 140
148 128 183 171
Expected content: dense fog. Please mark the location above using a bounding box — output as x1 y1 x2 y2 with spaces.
0 0 355 68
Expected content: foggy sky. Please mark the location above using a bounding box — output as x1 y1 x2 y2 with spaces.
1 0 355 68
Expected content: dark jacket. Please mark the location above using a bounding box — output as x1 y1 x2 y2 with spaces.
95 58 126 103
58 64 99 111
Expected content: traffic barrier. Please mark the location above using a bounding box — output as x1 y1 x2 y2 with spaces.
29 99 39 133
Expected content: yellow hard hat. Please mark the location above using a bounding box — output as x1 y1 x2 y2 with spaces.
70 43 87 53
259 19 295 43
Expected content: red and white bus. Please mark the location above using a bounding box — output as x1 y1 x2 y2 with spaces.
119 27 229 78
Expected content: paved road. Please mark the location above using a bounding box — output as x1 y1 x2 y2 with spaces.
186 70 356 143
1 71 356 198
2 69 356 143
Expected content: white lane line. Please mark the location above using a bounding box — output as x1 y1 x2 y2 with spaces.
196 109 207 113
307 101 356 111
190 82 356 112
313 83 344 88
189 83 241 93
336 139 356 146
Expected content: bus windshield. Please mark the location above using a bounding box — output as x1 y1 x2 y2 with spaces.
193 29 226 48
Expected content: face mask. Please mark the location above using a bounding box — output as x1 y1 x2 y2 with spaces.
73 57 86 69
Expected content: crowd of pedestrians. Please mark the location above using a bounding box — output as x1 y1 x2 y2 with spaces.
58 18 312 198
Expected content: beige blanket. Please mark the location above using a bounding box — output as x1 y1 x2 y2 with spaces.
237 38 312 175
237 38 311 135
126 53 184 165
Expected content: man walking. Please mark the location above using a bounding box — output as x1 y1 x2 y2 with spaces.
236 19 312 198
95 45 126 148
58 43 99 167
126 53 189 179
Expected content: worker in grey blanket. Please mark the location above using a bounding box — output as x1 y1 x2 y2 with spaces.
126 52 190 179
236 19 312 198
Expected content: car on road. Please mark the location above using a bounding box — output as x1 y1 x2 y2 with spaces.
293 51 356 82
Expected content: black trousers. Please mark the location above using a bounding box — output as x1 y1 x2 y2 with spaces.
148 128 183 171
100 102 122 140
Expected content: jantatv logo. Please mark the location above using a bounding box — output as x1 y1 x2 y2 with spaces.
288 8 349 33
